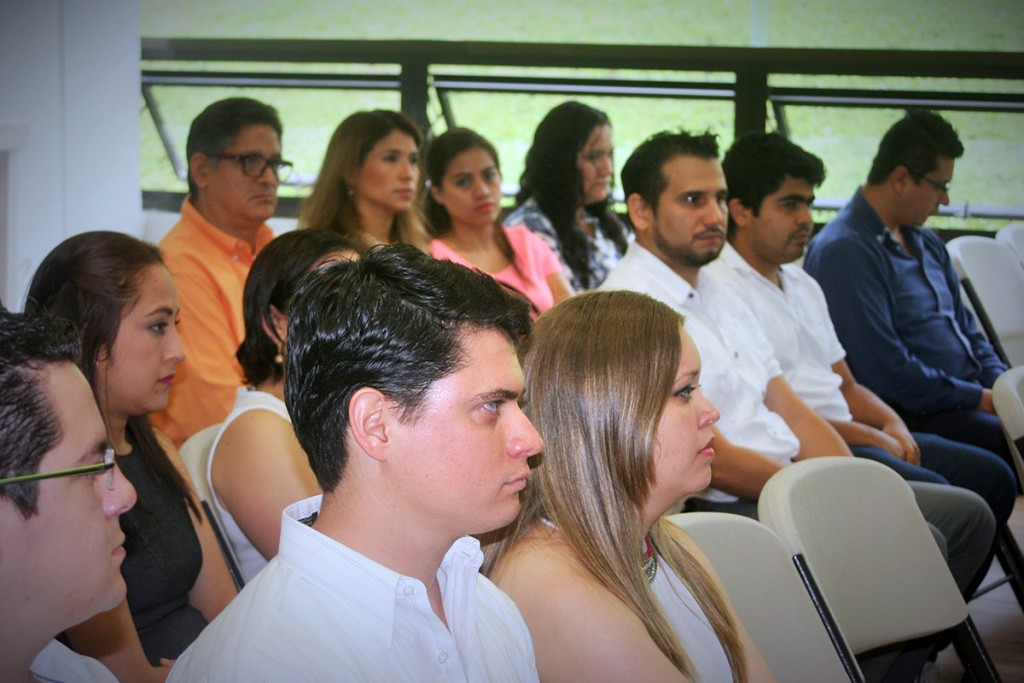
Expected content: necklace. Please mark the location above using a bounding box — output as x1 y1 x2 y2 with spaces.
643 536 658 583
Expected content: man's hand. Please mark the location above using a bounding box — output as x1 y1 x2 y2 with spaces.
880 420 921 465
978 388 997 414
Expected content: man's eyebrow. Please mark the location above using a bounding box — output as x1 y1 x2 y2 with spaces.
75 439 110 466
473 388 521 403
778 193 815 203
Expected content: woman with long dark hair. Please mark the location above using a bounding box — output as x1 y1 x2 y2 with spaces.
504 101 630 290
26 231 236 682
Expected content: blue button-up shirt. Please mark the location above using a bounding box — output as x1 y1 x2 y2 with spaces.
803 188 1006 414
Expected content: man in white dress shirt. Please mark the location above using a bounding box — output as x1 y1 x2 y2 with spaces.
601 130 854 513
711 131 1013 597
170 245 543 682
600 129 991 588
0 310 136 682
600 130 994 681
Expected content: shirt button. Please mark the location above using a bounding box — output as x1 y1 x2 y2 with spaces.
438 652 449 664
403 586 415 596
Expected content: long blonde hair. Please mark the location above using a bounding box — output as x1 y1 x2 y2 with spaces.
299 110 429 253
484 290 745 681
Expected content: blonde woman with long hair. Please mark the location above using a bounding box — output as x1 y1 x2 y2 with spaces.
299 110 429 253
484 290 773 683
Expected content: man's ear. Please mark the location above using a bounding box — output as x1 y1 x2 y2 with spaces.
728 197 752 229
189 153 212 191
626 193 653 234
891 164 915 194
348 387 389 462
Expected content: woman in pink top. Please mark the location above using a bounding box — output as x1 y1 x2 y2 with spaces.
425 128 573 314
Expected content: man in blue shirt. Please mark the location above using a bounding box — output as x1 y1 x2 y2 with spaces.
803 110 1014 484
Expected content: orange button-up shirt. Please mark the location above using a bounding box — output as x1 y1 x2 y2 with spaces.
151 199 275 447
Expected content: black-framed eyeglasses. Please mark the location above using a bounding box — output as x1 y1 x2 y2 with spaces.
0 447 116 490
915 174 951 196
212 153 294 182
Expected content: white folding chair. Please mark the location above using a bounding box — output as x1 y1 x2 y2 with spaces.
947 235 1024 366
667 512 860 682
179 423 245 590
993 366 1024 488
758 457 1001 683
992 367 1024 612
996 222 1024 266
179 423 221 504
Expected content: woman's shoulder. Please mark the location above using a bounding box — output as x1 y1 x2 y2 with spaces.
492 526 688 682
492 525 618 612
504 198 554 232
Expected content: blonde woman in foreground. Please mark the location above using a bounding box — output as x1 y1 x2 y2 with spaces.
484 290 774 683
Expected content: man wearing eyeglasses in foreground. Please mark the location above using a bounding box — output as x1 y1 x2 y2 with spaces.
803 110 1016 486
0 310 137 682
169 245 542 682
152 97 293 448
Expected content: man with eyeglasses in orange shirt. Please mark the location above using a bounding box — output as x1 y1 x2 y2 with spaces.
0 309 137 682
152 97 293 448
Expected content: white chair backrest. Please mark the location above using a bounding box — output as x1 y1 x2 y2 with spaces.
993 366 1024 486
178 422 246 590
947 235 1024 366
996 222 1024 265
178 423 222 504
667 512 857 682
758 457 968 655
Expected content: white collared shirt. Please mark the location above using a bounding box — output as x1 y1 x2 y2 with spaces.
169 496 539 683
30 640 118 682
706 244 853 421
602 244 800 502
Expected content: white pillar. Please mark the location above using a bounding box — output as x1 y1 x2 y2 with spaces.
0 0 141 308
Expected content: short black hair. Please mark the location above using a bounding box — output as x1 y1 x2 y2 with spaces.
0 310 81 518
722 132 826 234
867 109 964 185
285 244 532 492
237 229 354 387
621 129 720 225
186 97 283 197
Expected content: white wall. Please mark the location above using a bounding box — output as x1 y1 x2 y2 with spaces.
0 0 141 309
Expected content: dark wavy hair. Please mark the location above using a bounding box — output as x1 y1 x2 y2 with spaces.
186 97 283 198
867 109 964 185
721 132 826 236
285 244 531 492
25 231 198 517
514 101 628 288
0 310 81 517
237 229 355 387
621 129 720 225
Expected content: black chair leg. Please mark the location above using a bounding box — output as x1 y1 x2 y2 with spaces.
950 617 1002 683
994 525 1024 612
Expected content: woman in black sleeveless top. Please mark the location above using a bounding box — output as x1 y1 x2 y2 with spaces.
26 231 237 682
